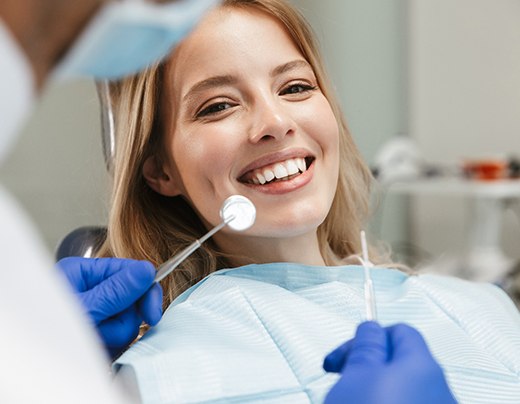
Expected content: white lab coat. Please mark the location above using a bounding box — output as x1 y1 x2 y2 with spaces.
0 21 127 403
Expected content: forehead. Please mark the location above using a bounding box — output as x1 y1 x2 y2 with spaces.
166 6 306 95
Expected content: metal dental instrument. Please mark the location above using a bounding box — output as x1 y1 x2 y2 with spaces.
154 195 256 282
361 230 377 321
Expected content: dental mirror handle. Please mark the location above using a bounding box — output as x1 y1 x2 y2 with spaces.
153 194 255 284
154 218 231 283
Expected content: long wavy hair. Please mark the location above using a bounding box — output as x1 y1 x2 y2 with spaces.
98 0 385 307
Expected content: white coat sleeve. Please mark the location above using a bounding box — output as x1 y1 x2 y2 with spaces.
0 188 131 403
0 19 130 404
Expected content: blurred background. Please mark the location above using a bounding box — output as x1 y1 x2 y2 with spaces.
1 0 519 297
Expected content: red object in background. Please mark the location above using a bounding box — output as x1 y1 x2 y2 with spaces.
463 159 507 181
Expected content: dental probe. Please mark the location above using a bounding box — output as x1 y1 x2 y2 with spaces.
154 195 256 283
361 230 377 321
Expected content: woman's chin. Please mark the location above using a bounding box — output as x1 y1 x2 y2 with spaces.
252 217 326 239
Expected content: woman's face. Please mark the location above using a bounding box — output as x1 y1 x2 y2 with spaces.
152 7 340 260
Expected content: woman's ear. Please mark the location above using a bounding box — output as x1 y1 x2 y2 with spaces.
142 155 182 197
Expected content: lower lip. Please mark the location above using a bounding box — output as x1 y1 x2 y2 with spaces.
240 161 315 195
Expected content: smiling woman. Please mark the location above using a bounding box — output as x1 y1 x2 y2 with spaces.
99 0 375 304
145 6 341 256
98 0 520 403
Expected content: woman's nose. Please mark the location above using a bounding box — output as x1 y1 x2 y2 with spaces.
248 97 295 143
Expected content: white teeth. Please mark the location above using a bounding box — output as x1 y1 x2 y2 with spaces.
264 169 275 182
255 172 266 184
296 158 306 172
247 157 310 185
274 163 288 179
286 159 299 176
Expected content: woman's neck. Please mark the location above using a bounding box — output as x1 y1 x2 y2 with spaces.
216 232 326 268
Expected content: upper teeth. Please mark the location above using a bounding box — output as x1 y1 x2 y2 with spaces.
250 157 307 185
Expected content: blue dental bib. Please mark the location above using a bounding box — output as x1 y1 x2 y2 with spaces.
114 263 520 403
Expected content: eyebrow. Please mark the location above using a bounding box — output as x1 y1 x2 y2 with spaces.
182 59 312 104
183 75 237 103
271 59 312 77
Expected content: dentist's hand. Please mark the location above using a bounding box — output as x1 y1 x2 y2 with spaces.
57 257 163 359
323 321 457 404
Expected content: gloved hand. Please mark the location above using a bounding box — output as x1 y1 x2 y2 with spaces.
323 321 457 404
57 257 163 359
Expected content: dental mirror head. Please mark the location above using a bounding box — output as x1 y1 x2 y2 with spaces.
220 195 256 231
154 194 256 283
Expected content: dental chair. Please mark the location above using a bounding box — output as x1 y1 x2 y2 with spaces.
55 81 113 261
55 226 107 260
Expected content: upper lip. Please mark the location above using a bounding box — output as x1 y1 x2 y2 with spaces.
237 148 314 179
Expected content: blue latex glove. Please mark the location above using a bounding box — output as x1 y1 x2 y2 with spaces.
323 321 457 404
57 257 163 358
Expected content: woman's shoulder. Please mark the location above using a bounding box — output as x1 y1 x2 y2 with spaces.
414 271 520 323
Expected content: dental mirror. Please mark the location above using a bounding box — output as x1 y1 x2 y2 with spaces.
220 194 256 231
154 195 256 282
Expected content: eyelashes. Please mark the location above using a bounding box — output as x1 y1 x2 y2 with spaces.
194 82 318 119
196 102 235 118
279 83 317 96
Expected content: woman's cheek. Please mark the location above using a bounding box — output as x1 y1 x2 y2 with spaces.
180 127 241 177
313 102 339 148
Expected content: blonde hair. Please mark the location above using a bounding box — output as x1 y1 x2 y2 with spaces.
98 0 387 307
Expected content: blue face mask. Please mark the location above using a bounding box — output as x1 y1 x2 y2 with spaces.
53 0 219 80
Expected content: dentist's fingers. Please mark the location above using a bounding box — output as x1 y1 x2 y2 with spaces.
81 260 156 322
137 282 163 326
323 321 387 373
97 306 142 354
344 321 388 367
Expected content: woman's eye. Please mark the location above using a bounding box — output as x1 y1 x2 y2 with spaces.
196 102 234 118
280 83 317 96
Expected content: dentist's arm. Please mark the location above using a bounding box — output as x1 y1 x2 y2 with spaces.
57 257 163 359
323 321 458 404
0 0 104 90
